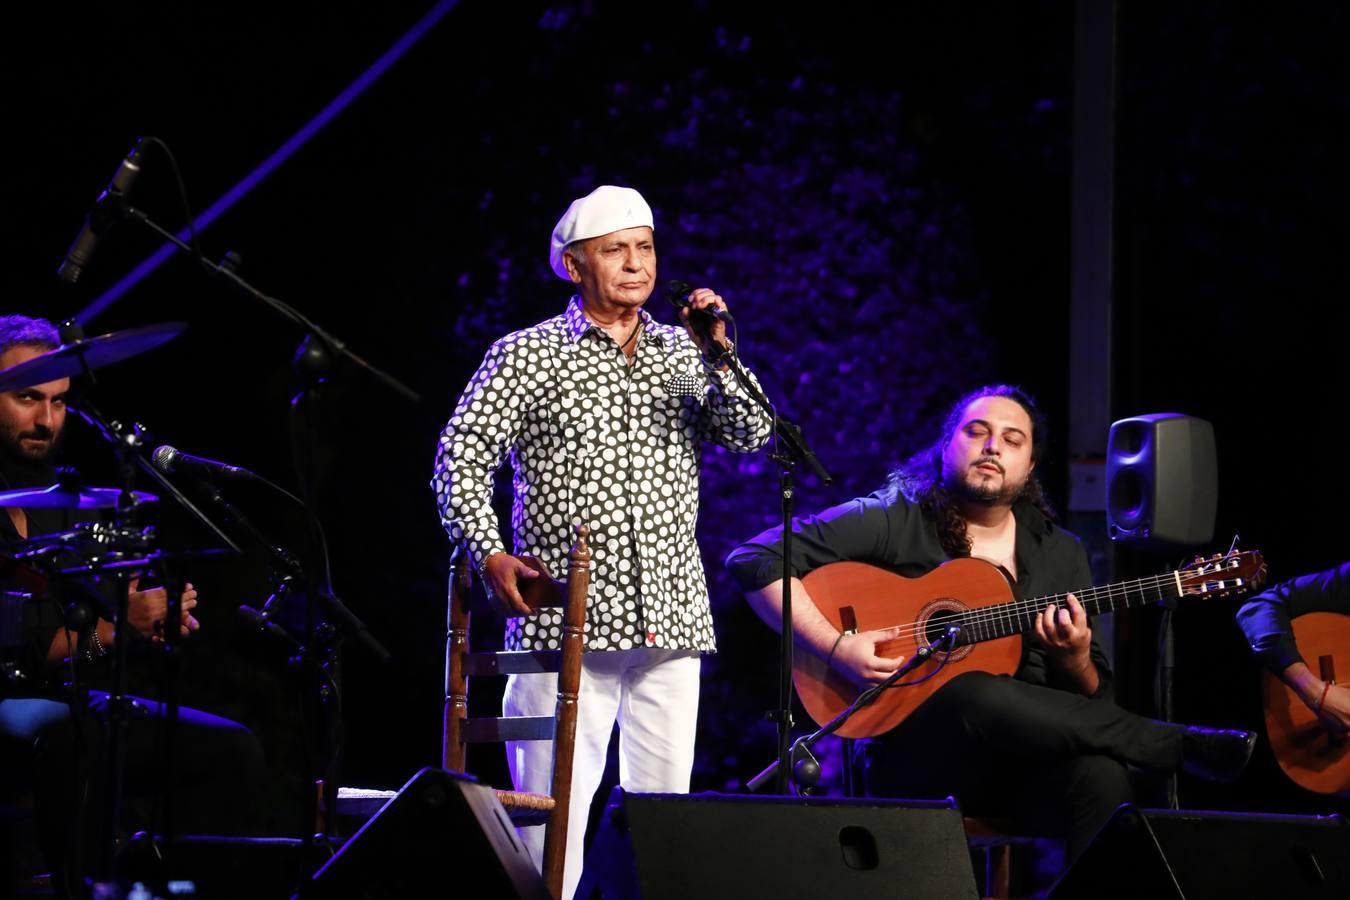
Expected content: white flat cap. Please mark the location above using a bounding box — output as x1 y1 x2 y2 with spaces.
549 185 654 280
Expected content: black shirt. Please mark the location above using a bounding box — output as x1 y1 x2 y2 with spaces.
0 462 78 673
1235 561 1350 674
724 489 1112 695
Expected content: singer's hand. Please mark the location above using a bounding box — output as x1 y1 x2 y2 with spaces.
480 553 541 617
679 287 731 366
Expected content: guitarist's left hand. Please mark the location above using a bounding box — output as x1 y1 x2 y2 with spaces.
1033 593 1099 695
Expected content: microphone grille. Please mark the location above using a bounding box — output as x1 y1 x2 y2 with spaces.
665 280 693 307
150 444 178 473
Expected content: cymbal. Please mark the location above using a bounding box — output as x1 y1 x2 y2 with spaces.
0 322 186 392
56 548 234 575
0 484 158 509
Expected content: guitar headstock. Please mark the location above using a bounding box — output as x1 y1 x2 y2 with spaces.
1177 549 1268 598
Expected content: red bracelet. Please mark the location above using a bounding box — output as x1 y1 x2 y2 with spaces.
1316 681 1332 716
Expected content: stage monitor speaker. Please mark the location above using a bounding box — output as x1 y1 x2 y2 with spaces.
117 835 309 899
309 767 549 899
1048 805 1350 899
1106 413 1217 549
578 788 979 899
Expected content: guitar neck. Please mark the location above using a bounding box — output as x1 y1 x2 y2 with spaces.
957 571 1187 646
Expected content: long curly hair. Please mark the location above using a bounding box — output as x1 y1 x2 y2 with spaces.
884 384 1056 558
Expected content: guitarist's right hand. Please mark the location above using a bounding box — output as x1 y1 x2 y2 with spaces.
1314 682 1350 736
1285 661 1350 738
831 626 907 689
481 552 541 617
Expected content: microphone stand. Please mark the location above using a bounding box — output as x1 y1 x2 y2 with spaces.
100 198 404 893
746 627 961 794
196 465 381 882
95 203 411 651
112 201 419 404
198 480 383 643
1157 585 1179 810
56 326 248 886
700 324 832 794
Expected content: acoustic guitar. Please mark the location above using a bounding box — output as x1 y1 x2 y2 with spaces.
795 549 1267 738
1262 612 1350 796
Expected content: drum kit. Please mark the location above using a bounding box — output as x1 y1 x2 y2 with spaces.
0 320 258 883
0 323 185 667
2 313 397 882
13 134 422 893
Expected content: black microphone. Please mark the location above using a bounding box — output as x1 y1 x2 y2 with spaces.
237 604 298 646
151 444 257 481
666 280 734 324
57 138 147 284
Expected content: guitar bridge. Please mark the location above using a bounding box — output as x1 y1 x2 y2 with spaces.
839 606 859 636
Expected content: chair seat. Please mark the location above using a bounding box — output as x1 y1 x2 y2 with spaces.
496 789 556 812
497 790 555 828
335 786 399 820
963 815 1046 847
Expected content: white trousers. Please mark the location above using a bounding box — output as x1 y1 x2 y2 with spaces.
503 647 701 900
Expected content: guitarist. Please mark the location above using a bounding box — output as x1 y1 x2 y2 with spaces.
1237 564 1350 735
727 384 1257 862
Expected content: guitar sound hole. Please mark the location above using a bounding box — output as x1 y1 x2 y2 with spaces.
923 610 964 649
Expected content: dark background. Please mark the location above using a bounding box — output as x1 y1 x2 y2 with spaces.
4 0 1347 833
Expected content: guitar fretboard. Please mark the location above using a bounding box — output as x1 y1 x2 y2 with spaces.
951 569 1232 646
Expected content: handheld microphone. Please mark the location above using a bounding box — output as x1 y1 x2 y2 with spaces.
57 138 147 284
665 280 734 324
151 444 257 481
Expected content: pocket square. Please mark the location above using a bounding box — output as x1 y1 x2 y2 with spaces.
662 373 704 397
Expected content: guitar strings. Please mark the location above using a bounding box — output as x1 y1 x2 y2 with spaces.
866 569 1204 645
887 565 1249 645
955 573 1178 630
897 571 1178 639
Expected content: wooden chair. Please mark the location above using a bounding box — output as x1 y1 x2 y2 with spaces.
442 526 590 900
963 816 1044 899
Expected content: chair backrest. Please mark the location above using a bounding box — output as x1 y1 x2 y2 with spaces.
441 525 590 899
442 545 472 773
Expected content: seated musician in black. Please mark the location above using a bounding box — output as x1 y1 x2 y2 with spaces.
1237 563 1350 736
0 315 262 894
725 384 1257 862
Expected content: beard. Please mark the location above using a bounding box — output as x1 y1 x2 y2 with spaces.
0 423 61 487
943 460 1029 507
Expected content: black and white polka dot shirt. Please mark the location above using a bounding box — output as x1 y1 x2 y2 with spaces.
433 297 772 653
